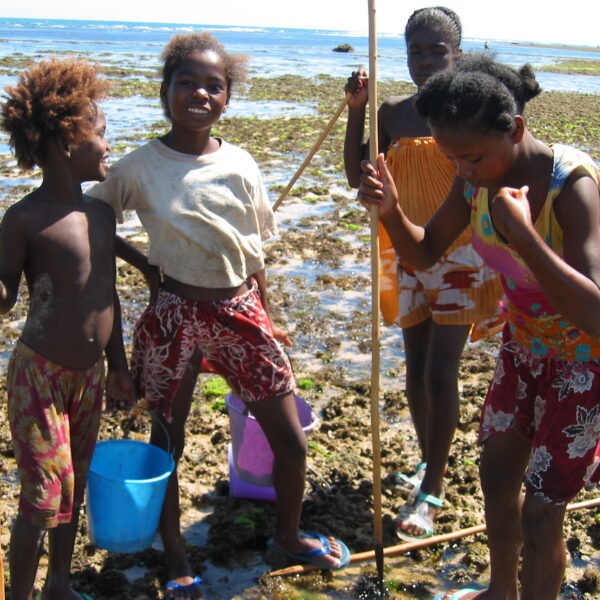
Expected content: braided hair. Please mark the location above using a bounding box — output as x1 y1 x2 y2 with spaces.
405 6 462 51
415 53 541 133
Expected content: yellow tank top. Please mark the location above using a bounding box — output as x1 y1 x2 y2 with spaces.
379 137 471 323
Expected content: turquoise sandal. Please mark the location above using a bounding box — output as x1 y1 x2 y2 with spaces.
393 462 426 494
433 588 484 600
395 491 443 541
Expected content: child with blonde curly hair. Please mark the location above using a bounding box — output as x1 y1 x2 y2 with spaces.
1 58 134 600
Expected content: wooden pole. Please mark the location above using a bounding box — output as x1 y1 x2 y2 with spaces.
367 0 384 591
266 496 600 577
272 94 350 212
0 549 5 600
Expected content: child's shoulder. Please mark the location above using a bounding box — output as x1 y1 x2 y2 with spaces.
216 139 261 168
2 193 33 229
116 138 159 165
4 187 48 220
83 194 117 220
550 143 600 187
98 139 160 186
218 138 253 157
379 93 417 116
379 94 427 140
551 143 597 166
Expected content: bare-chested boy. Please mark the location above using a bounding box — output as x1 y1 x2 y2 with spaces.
0 58 134 600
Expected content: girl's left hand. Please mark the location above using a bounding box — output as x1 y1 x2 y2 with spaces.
272 325 293 347
357 154 399 218
489 186 532 243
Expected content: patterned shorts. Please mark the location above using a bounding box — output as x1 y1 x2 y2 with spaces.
7 341 104 528
397 243 502 331
131 281 295 422
480 327 600 504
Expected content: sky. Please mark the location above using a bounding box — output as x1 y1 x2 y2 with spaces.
3 0 599 47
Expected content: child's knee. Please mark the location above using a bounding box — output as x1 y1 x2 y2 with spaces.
425 366 458 399
273 435 307 469
521 496 565 545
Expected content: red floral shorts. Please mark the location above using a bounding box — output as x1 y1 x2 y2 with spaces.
131 282 295 421
7 341 104 527
480 328 600 504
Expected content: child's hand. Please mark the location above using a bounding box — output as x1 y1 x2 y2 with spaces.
272 325 293 347
345 69 368 109
357 154 399 218
489 186 532 244
105 368 136 411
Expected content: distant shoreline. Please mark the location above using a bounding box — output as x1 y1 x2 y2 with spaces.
510 41 600 53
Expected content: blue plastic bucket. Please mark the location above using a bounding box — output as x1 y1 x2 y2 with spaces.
85 439 174 553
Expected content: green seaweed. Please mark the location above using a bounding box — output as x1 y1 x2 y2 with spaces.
202 376 231 397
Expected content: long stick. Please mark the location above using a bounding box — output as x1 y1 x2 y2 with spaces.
266 496 600 577
0 549 5 600
367 0 384 591
272 94 350 212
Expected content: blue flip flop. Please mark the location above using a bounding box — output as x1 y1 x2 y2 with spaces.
433 588 483 600
267 531 351 570
165 576 203 598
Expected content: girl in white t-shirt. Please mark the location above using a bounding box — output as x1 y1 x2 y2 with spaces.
87 33 349 598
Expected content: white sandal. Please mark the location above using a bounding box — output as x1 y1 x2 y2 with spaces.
393 462 427 494
395 491 444 541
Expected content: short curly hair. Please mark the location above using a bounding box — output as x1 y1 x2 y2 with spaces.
416 53 541 133
1 58 108 170
160 32 249 120
405 6 462 51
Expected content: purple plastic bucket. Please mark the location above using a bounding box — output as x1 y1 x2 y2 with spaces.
227 444 276 501
226 393 317 495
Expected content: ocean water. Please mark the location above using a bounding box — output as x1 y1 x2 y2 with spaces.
0 17 598 159
0 17 599 92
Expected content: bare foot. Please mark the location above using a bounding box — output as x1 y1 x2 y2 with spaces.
395 492 443 540
396 502 437 538
165 575 204 599
164 542 204 599
272 532 349 569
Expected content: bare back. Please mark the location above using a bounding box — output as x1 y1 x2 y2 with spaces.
0 191 116 369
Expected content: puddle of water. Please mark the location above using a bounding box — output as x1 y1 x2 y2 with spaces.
121 564 148 584
177 507 272 598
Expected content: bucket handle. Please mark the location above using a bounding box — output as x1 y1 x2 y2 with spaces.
129 404 174 458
